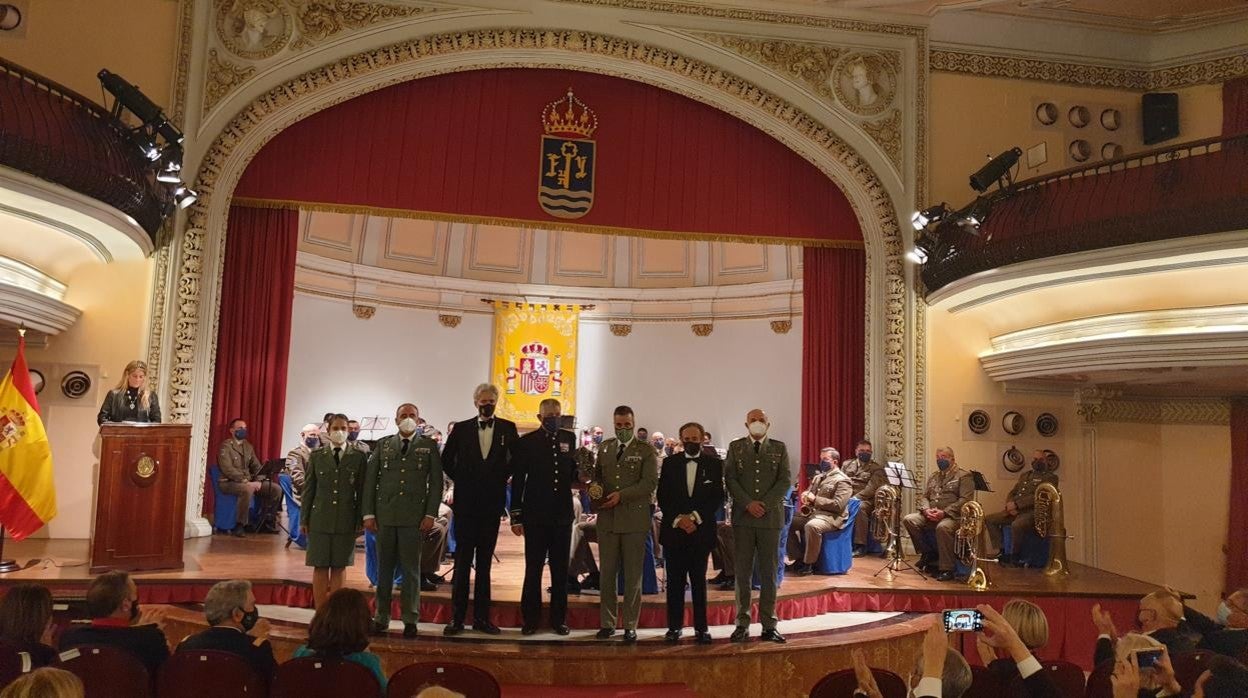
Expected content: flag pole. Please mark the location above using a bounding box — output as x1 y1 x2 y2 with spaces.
0 526 18 574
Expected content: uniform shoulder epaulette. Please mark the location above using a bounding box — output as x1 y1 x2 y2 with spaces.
728 436 749 446
769 438 786 447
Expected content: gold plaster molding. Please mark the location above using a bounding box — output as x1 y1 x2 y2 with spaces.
438 313 462 328
769 319 792 334
1098 398 1231 426
691 322 713 337
609 322 633 337
931 48 1248 90
289 0 439 51
352 303 376 319
204 49 258 113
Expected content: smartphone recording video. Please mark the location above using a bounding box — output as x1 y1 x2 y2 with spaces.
942 609 984 633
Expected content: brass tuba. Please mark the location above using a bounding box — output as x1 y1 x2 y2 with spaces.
1033 482 1070 577
872 484 897 547
956 500 991 591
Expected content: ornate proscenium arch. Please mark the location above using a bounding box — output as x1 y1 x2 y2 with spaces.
162 29 911 533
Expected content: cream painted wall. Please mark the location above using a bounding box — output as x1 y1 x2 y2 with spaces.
0 0 179 107
283 294 803 472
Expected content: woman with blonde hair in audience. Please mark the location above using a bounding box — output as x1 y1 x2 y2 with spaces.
0 667 84 698
96 360 161 424
292 588 386 693
0 584 59 668
975 599 1049 679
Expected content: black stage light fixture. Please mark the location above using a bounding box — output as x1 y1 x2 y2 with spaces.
173 184 199 210
969 147 1022 193
98 69 164 124
907 231 936 264
911 202 950 231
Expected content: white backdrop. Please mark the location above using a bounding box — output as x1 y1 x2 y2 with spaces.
282 294 803 458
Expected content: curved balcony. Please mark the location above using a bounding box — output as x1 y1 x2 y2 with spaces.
0 57 164 238
921 132 1248 297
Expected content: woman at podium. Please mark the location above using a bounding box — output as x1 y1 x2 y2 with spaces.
97 360 162 424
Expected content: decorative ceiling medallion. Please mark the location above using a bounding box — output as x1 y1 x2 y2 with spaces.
1036 412 1059 437
1002 410 1025 436
769 319 792 334
691 323 713 337
438 314 462 328
1003 446 1025 473
832 52 897 117
609 323 632 337
967 409 990 435
352 304 375 320
215 0 292 60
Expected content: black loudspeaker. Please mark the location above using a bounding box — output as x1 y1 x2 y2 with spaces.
1142 92 1179 145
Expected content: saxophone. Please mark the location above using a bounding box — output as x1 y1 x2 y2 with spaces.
798 474 819 517
1033 482 1070 577
956 500 991 591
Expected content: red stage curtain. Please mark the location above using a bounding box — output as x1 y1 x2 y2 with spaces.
1224 77 1248 135
800 247 866 489
1228 399 1248 593
203 206 299 516
235 69 860 246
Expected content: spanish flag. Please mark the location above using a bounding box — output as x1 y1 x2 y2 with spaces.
0 335 56 539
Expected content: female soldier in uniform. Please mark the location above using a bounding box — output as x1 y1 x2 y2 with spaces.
300 413 367 608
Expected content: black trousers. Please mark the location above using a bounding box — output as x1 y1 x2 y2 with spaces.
665 544 711 632
521 521 572 628
450 514 500 624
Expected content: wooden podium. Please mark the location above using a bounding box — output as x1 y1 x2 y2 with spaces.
91 423 192 573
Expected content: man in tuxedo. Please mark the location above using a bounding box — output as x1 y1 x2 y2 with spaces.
440 383 518 636
658 422 724 645
509 398 579 635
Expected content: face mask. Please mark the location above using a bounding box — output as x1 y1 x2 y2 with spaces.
129 600 140 623
748 421 768 438
936 458 951 471
858 451 872 463
1032 459 1046 471
478 403 496 419
233 427 247 440
304 436 320 449
819 460 833 472
1217 601 1233 625
327 430 348 445
592 434 604 444
683 442 701 457
398 418 417 435
616 428 633 442
541 416 559 433
664 446 674 456
653 439 664 448
239 607 260 631
347 430 359 442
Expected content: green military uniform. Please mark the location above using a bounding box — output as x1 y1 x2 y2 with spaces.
591 437 658 631
302 443 367 568
842 457 889 547
901 466 975 572
725 436 791 632
985 466 1059 555
364 432 443 626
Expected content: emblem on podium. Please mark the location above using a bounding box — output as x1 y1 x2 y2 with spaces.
538 88 597 219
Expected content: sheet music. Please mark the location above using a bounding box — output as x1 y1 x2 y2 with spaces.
359 416 388 432
885 461 919 489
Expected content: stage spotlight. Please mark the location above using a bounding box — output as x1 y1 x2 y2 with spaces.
130 132 162 162
156 160 182 183
907 232 936 264
969 147 1023 193
98 69 164 124
156 120 184 146
173 184 198 209
911 203 950 231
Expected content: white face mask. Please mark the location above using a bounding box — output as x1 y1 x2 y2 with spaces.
398 418 418 435
327 430 348 445
748 421 768 438
1217 601 1233 625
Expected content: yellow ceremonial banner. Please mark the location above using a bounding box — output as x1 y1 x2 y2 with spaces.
490 302 579 428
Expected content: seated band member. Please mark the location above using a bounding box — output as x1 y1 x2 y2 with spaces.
985 450 1058 565
902 447 974 582
658 422 724 645
217 418 282 536
97 360 161 425
510 398 578 636
842 439 887 557
285 423 322 504
785 447 853 576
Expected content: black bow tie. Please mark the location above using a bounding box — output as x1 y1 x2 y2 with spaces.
479 419 494 430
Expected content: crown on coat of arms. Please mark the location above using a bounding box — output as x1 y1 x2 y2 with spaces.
542 89 598 138
520 342 550 357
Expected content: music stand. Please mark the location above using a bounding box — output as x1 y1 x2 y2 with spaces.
874 461 925 580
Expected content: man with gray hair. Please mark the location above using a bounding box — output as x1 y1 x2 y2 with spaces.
440 383 518 636
176 579 276 681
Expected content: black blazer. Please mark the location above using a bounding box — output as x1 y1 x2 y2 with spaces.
97 388 162 425
441 416 518 517
177 627 277 682
509 428 578 527
1183 604 1248 657
657 452 725 552
60 623 170 675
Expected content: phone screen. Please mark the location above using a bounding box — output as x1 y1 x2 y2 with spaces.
1134 649 1164 669
942 609 984 633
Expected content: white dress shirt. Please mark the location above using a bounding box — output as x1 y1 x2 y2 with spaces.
478 419 494 459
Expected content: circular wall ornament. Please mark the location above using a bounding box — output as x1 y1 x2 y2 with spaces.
1045 451 1061 472
60 371 91 399
1069 139 1092 162
1003 446 1025 473
1002 411 1025 436
967 409 990 434
1035 102 1058 125
1100 108 1122 130
1101 142 1123 160
830 52 896 116
29 369 45 395
215 0 291 60
1036 412 1059 437
1068 105 1091 128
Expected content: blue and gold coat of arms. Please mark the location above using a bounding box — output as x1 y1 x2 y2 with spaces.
538 89 597 219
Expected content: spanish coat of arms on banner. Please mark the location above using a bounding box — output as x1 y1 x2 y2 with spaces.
538 89 597 219
490 302 579 427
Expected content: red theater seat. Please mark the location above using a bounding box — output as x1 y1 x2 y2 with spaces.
388 661 500 698
59 645 152 698
0 643 32 689
810 667 907 698
271 657 380 698
157 649 266 697
1005 659 1085 697
1170 650 1216 692
964 665 1004 698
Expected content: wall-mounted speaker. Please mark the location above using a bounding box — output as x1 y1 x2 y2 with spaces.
1142 92 1179 145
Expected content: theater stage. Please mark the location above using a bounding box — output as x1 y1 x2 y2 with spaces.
2 528 1164 693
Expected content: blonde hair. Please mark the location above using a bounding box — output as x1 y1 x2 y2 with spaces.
414 687 467 698
0 667 85 698
114 360 151 411
1002 599 1049 650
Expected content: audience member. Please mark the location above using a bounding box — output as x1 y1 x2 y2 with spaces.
176 579 276 682
413 687 466 698
974 599 1048 679
1191 655 1248 698
1093 593 1196 665
59 571 169 675
975 604 1061 697
1177 586 1248 657
909 621 973 698
0 667 84 698
0 583 59 668
293 588 386 692
1107 635 1183 698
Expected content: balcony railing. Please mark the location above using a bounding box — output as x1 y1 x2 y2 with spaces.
0 57 164 237
921 132 1248 295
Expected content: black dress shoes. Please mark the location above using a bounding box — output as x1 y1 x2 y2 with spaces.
852 546 866 558
474 621 502 635
623 629 638 644
443 621 465 636
581 573 601 590
595 628 615 639
553 624 570 636
793 562 814 576
521 625 539 636
718 578 736 591
694 631 713 645
729 626 749 642
369 620 389 635
664 629 681 643
403 624 418 638
936 570 956 582
760 629 786 644
708 571 729 584
229 526 246 538
420 579 437 592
